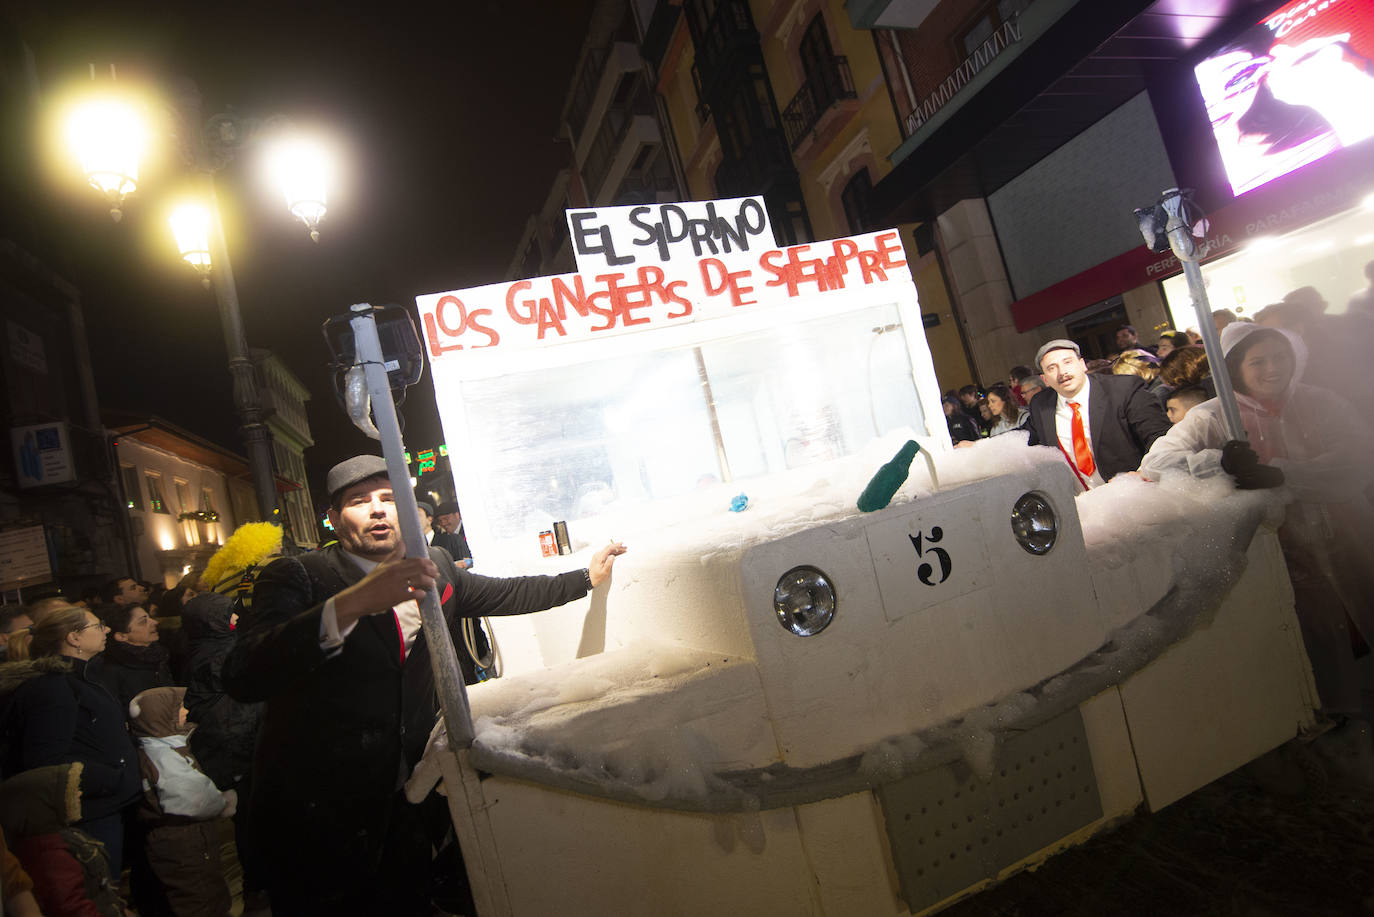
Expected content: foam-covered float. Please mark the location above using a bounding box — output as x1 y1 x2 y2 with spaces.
408 198 1316 916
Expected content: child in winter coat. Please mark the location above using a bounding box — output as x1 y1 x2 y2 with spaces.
129 686 233 917
0 763 125 917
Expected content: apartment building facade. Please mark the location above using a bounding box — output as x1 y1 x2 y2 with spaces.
637 0 978 389
857 0 1374 374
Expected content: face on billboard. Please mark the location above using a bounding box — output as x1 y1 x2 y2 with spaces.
1195 0 1374 197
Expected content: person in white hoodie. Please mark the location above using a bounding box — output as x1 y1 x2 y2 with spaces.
128 686 234 917
1140 323 1374 723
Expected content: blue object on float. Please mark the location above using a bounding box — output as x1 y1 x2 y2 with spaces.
729 493 749 512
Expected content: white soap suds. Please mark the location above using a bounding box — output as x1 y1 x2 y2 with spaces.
436 438 1287 809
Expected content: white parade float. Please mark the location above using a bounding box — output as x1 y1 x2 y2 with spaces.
407 197 1317 916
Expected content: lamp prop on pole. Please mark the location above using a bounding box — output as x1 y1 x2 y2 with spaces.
323 303 475 750
1132 188 1247 443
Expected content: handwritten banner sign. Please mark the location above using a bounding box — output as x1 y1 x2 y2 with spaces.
416 218 909 360
567 196 773 273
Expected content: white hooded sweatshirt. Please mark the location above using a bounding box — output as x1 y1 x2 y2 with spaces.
1140 322 1374 635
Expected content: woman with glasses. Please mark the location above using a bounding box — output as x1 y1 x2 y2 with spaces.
0 605 141 873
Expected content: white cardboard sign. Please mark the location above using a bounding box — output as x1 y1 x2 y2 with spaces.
565 197 773 274
415 218 912 362
0 526 51 591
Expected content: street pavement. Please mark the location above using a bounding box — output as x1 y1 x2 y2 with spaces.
941 734 1374 916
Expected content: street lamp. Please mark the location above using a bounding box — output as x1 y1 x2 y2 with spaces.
66 80 330 524
168 202 212 285
66 96 145 221
268 136 330 242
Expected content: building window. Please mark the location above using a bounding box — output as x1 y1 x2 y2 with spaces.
960 0 1030 57
121 465 143 511
798 15 844 111
174 479 191 515
146 473 169 514
841 168 874 234
770 192 813 246
201 487 217 513
684 0 722 44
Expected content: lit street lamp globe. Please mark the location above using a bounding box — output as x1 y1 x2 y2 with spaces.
67 97 146 221
268 136 329 242
168 202 213 286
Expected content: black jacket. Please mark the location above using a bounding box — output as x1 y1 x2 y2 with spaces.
89 640 173 713
181 591 262 789
1025 374 1172 482
947 412 982 444
431 529 470 564
221 543 587 878
0 657 141 821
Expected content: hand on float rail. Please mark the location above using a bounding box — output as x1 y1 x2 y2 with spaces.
334 557 438 629
588 541 628 588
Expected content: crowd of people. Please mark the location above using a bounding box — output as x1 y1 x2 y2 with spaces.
946 279 1374 774
0 463 617 917
0 536 278 917
0 271 1370 915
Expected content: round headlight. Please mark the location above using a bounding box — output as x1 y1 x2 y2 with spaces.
1011 492 1057 555
774 565 837 636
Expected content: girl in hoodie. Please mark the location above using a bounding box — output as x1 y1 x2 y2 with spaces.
1141 323 1374 720
128 686 232 917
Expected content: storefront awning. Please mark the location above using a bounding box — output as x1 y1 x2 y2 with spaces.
1009 142 1374 331
873 0 1266 225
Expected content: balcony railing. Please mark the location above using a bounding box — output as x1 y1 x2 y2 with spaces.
613 160 679 205
582 78 657 199
903 18 1022 136
782 56 857 149
566 45 610 141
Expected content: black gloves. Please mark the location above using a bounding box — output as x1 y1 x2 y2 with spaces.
1220 440 1285 489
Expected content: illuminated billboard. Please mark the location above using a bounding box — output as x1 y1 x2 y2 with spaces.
1195 0 1374 198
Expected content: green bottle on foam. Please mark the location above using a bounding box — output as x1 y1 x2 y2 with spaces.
857 440 921 513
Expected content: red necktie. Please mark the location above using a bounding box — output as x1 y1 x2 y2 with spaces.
1068 401 1095 477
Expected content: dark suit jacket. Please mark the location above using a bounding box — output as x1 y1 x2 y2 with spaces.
221 543 586 877
1025 374 1171 482
431 529 470 564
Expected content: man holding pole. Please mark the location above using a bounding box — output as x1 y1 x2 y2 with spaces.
224 454 625 916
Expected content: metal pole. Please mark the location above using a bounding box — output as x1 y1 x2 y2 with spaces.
1159 189 1247 443
348 303 475 750
203 172 282 521
693 347 732 483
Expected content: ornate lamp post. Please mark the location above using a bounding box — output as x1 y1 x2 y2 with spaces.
66 80 331 523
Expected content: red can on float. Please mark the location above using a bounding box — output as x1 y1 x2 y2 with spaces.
539 530 557 557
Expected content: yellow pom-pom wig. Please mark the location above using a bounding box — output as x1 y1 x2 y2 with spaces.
200 522 284 594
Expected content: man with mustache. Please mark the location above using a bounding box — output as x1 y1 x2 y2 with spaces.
224 454 626 916
1026 340 1171 489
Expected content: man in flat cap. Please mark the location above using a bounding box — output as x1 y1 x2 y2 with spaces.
430 500 472 569
224 454 625 916
1025 340 1171 489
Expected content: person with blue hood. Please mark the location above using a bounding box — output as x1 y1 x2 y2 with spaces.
1141 322 1374 728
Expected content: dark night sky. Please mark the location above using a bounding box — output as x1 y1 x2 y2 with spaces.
12 0 597 511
